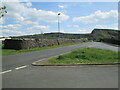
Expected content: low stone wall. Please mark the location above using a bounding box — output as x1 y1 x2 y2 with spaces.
3 38 87 50
101 38 120 45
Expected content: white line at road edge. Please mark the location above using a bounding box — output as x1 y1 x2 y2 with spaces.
0 70 12 74
15 65 29 70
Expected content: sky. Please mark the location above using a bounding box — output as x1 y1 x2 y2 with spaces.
0 1 118 37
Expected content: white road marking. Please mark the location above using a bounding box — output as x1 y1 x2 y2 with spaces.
0 65 29 74
0 70 12 74
15 65 29 70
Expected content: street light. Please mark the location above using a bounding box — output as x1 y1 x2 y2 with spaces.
40 30 44 40
58 13 60 38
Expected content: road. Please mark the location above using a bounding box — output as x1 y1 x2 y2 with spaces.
2 65 118 88
2 42 118 71
1 42 119 88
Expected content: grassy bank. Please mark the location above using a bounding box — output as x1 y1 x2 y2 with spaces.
47 47 119 64
2 41 87 56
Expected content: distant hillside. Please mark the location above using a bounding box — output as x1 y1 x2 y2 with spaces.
91 29 119 40
91 29 119 45
12 32 91 39
11 28 119 45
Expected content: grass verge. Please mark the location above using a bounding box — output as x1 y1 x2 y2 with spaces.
2 41 87 56
46 47 119 64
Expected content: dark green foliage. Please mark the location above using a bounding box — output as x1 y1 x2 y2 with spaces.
0 6 7 18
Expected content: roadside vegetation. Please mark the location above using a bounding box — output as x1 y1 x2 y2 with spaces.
2 41 87 56
47 47 119 64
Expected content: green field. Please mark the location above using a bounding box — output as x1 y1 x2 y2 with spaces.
47 47 119 64
1 41 87 56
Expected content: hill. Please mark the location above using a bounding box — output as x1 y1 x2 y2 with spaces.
91 29 119 40
91 29 119 45
11 28 119 45
12 32 91 39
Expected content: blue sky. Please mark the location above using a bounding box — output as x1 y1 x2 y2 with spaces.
1 2 118 37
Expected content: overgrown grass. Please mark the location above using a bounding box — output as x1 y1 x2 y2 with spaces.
2 41 87 56
47 47 119 64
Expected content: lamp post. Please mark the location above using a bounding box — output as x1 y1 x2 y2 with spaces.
58 13 60 38
40 30 44 42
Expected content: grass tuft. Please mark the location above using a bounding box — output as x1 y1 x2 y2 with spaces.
47 47 119 64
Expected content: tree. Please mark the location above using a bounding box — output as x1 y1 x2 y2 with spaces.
0 6 7 18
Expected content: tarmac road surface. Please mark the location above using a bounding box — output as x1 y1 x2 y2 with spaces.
2 42 119 71
2 65 118 88
1 42 119 88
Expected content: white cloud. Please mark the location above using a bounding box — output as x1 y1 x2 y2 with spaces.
3 2 69 23
26 2 32 7
25 25 50 35
1 2 69 36
6 12 25 23
1 24 23 36
61 28 92 34
75 28 91 34
2 29 24 35
67 25 80 28
20 21 38 25
2 0 20 2
3 2 25 23
4 2 25 13
1 24 21 30
1 24 29 37
27 25 50 31
58 5 65 9
24 8 69 23
95 24 118 30
2 0 29 2
79 29 88 32
73 10 118 24
0 18 4 24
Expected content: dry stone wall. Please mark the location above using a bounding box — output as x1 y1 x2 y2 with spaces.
3 38 87 50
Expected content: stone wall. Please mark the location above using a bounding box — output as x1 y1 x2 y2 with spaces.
3 38 87 50
101 38 120 45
